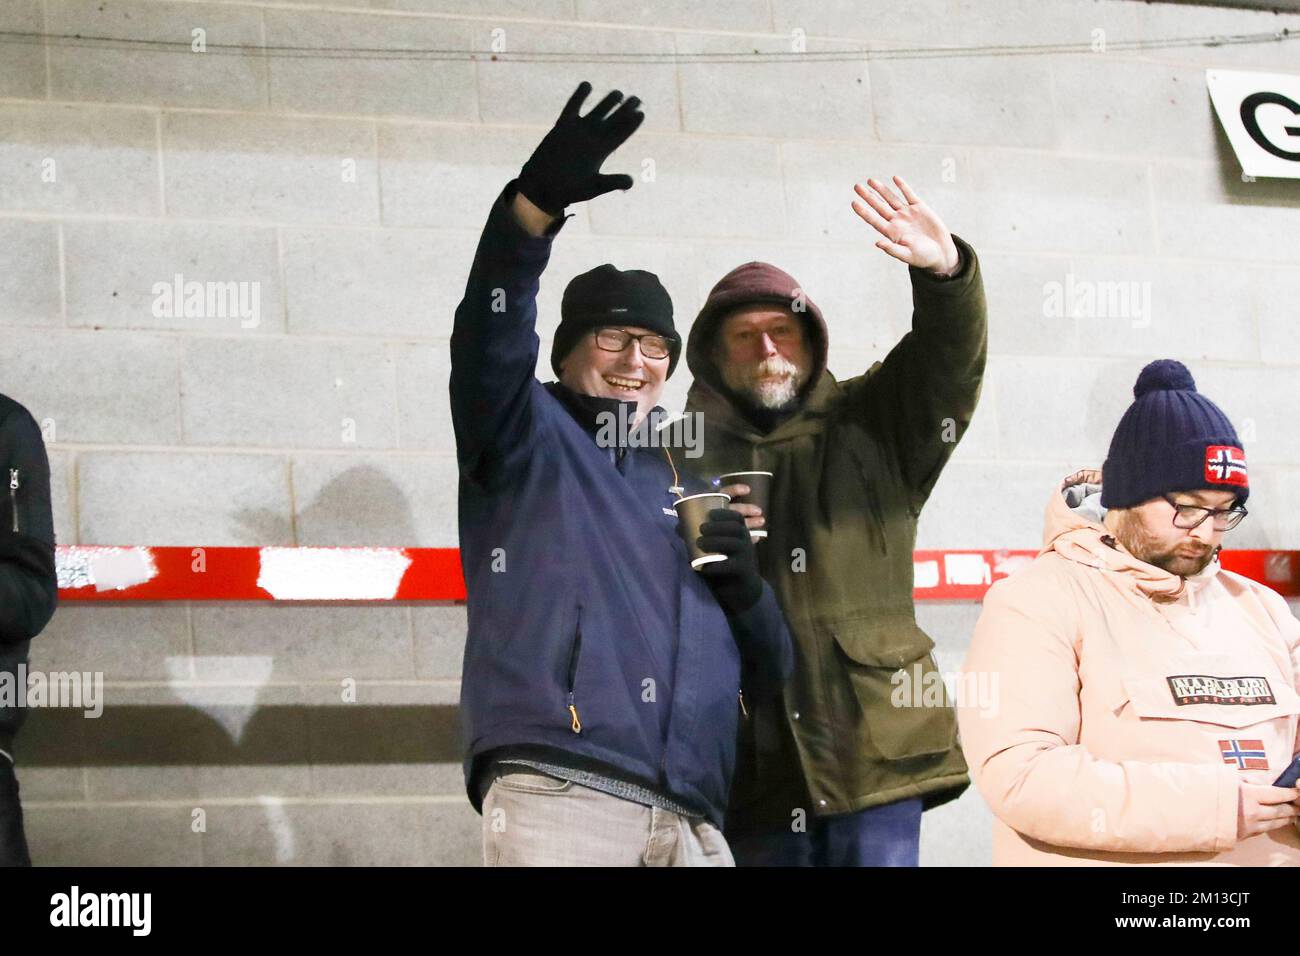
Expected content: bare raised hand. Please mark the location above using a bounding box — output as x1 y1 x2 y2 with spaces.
851 175 960 276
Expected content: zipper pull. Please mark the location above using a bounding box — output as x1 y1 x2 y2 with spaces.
738 689 748 717
8 469 17 491
8 468 17 534
567 693 582 734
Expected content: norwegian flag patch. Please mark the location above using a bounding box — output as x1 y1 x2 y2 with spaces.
1219 739 1269 771
1204 445 1248 487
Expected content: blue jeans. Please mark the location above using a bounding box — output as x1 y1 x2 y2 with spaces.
728 797 923 867
0 755 31 867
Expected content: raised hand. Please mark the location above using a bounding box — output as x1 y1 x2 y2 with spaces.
851 175 960 276
517 81 646 217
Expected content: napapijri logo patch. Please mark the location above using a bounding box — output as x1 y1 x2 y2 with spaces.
1167 674 1275 706
1204 445 1248 487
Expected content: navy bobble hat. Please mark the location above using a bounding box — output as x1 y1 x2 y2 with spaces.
551 264 681 378
1101 359 1248 509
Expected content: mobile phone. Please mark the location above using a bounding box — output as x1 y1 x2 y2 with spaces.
1273 753 1300 788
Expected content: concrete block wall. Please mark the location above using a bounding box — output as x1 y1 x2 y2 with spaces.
1 0 1299 865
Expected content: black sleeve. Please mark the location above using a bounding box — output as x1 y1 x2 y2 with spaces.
728 583 794 696
0 401 57 644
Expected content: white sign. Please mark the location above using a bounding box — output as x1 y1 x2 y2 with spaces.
1206 69 1300 179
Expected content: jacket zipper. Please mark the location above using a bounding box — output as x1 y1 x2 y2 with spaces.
565 608 583 733
8 469 18 533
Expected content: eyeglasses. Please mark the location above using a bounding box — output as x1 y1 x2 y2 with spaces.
1162 495 1248 531
594 327 674 361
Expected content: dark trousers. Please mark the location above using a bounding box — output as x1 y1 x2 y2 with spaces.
728 796 923 867
0 754 31 867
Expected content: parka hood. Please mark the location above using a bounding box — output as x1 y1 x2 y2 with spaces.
685 261 830 408
1043 468 1220 604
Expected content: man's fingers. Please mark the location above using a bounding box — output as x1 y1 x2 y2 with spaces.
851 200 892 237
893 175 921 204
560 80 592 120
726 502 763 517
1250 784 1300 804
585 89 624 122
1252 817 1297 835
589 173 634 197
696 535 743 555
718 483 750 498
853 183 895 222
867 177 906 211
875 238 912 263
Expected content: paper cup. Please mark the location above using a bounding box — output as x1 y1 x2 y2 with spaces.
673 492 732 569
718 471 773 541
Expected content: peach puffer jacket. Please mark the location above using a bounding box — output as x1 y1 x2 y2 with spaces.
958 469 1300 865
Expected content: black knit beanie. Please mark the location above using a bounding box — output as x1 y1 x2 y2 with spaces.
1101 359 1248 509
550 264 680 378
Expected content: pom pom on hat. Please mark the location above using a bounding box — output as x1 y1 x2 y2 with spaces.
1133 358 1196 399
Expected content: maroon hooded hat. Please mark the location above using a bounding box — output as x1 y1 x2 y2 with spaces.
685 261 829 404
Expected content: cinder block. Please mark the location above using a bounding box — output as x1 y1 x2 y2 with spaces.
578 0 770 30
265 9 476 119
377 122 590 232
190 604 416 680
301 681 463 798
48 448 75 546
869 57 1057 149
413 604 467 679
1063 256 1258 364
987 356 1135 464
1256 265 1300 366
0 329 180 445
290 453 461 546
180 338 398 449
1150 160 1300 264
162 112 380 225
282 227 470 339
200 798 478 865
781 140 978 245
26 805 203 866
395 342 454 452
968 149 1155 255
771 0 954 43
0 0 45 99
676 33 873 139
65 220 283 333
30 604 191 682
81 683 312 801
585 133 784 239
366 0 575 16
923 0 1146 48
47 0 267 110
1135 3 1300 72
78 451 293 546
0 103 160 216
0 219 61 327
1051 57 1220 161
916 458 1078 551
1191 364 1300 467
476 22 681 133
979 252 1082 357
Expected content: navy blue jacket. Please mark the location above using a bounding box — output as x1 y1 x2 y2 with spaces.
450 184 793 827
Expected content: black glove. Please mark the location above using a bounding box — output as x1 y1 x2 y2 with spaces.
517 81 645 217
695 508 764 617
